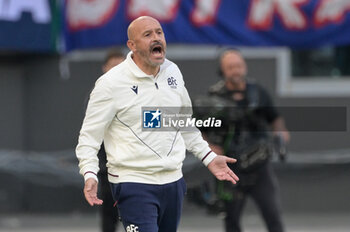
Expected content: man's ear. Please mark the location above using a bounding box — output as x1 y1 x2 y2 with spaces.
127 40 136 52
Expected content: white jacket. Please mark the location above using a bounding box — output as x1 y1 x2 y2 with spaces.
76 52 216 185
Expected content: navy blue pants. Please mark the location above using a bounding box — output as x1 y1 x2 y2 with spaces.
110 177 186 232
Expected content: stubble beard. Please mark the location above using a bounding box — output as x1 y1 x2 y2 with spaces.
136 49 164 67
227 75 245 86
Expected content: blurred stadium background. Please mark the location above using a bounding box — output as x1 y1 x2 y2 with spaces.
1 0 350 231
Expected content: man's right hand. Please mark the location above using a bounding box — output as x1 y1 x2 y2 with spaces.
84 178 103 206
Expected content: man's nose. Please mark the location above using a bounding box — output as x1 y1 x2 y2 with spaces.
152 32 161 41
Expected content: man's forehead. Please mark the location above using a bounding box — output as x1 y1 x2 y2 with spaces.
222 52 244 62
137 19 162 32
128 16 163 39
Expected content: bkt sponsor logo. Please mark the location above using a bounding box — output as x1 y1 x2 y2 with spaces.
167 77 177 89
143 109 161 128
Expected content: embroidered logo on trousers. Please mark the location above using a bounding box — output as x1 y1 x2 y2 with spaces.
126 224 139 232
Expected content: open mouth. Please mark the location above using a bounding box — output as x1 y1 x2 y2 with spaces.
150 44 164 57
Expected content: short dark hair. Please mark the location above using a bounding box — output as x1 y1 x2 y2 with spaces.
104 49 125 65
219 47 242 61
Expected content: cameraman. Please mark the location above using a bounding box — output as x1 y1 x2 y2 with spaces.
207 49 289 232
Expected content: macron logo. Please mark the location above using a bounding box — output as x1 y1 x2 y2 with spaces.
131 85 138 94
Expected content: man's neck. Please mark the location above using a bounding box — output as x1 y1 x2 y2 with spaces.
225 80 246 91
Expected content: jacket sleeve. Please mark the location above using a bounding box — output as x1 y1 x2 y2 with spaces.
76 76 117 182
178 74 217 166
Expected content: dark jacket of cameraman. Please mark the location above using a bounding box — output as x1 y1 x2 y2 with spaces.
208 80 279 173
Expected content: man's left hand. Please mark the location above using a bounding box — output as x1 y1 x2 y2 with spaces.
208 156 239 184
